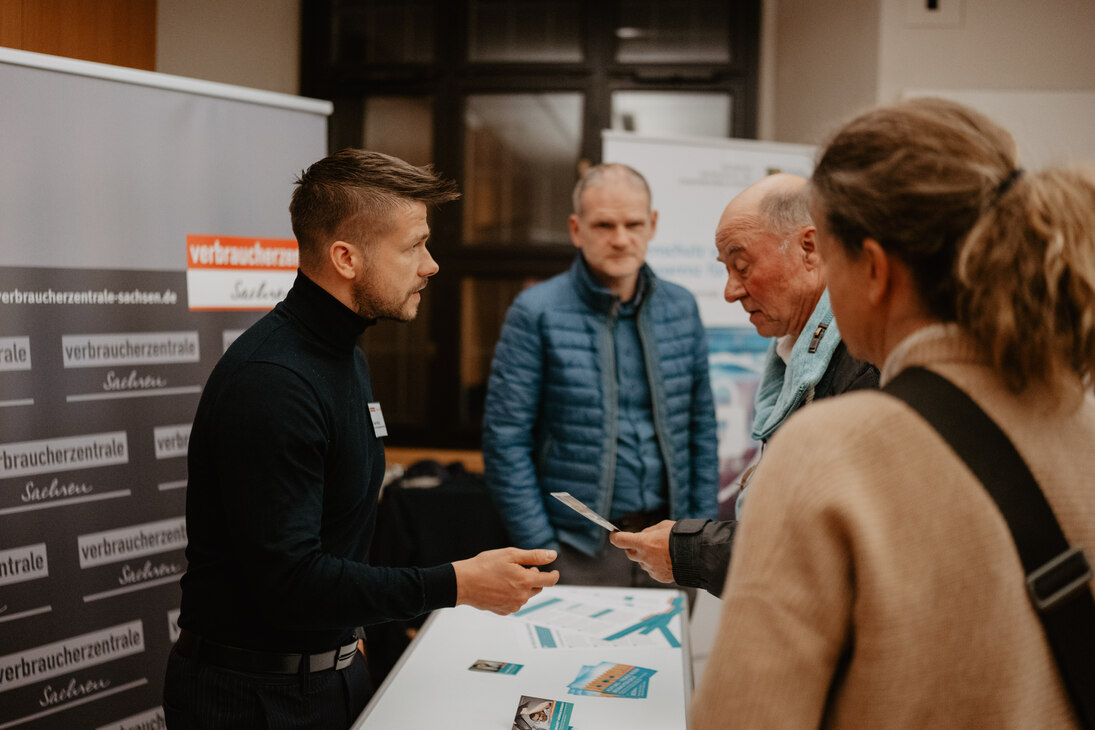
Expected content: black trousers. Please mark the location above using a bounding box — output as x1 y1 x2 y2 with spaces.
163 644 373 730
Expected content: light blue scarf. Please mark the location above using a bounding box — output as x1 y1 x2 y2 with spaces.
750 290 842 442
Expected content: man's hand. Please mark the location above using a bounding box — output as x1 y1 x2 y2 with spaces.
452 548 560 615
609 519 675 583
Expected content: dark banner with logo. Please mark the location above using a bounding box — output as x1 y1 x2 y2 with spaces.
0 267 260 729
0 49 328 729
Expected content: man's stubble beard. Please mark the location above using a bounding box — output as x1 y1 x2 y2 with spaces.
352 271 422 322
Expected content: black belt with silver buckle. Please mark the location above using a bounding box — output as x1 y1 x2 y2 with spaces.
175 629 358 674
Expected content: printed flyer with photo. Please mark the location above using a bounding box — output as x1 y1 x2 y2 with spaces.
468 659 523 674
511 695 574 730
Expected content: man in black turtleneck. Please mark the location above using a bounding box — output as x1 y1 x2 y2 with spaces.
164 150 559 730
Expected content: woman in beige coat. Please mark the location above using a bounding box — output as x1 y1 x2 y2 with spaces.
692 97 1095 728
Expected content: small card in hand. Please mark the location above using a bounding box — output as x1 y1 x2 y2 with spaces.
550 492 619 532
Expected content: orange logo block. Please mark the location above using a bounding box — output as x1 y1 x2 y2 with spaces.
185 235 298 311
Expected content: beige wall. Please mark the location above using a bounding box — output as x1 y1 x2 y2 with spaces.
764 0 880 145
877 0 1095 102
765 0 1095 146
156 0 301 95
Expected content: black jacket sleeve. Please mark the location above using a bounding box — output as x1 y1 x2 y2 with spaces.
665 344 876 600
669 518 739 597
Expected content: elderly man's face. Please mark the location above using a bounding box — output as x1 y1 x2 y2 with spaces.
716 222 819 339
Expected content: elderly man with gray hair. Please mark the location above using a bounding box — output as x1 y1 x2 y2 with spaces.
611 173 878 596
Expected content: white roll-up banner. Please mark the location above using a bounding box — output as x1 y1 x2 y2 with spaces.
0 48 329 729
602 131 816 511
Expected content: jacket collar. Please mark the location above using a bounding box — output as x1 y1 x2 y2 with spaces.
279 269 372 352
570 252 657 314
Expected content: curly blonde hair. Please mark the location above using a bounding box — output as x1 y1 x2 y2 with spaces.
811 97 1095 392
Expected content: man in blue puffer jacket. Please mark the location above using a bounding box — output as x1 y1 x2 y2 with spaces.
483 163 718 587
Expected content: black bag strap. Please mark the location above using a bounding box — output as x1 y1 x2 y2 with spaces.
885 366 1095 727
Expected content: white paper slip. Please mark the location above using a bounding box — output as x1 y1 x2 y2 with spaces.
367 401 388 437
550 492 619 532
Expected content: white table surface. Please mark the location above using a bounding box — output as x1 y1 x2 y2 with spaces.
353 585 692 729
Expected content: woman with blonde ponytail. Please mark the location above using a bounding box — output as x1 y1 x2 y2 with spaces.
692 97 1095 729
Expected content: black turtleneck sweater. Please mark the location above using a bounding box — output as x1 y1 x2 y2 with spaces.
179 271 456 653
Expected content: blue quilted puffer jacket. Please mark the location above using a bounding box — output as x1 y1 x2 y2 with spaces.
483 254 719 557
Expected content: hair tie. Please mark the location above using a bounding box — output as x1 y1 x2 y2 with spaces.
993 168 1024 203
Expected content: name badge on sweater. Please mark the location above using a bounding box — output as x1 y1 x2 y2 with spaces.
368 402 388 438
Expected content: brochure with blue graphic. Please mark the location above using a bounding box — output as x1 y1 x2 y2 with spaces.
513 587 685 649
567 662 656 698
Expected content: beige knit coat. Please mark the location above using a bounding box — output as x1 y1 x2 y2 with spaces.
692 326 1094 728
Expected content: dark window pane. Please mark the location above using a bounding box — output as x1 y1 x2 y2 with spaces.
611 91 731 137
468 0 583 62
464 93 582 246
363 97 434 165
334 0 434 64
615 0 731 63
460 276 545 423
364 313 434 428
